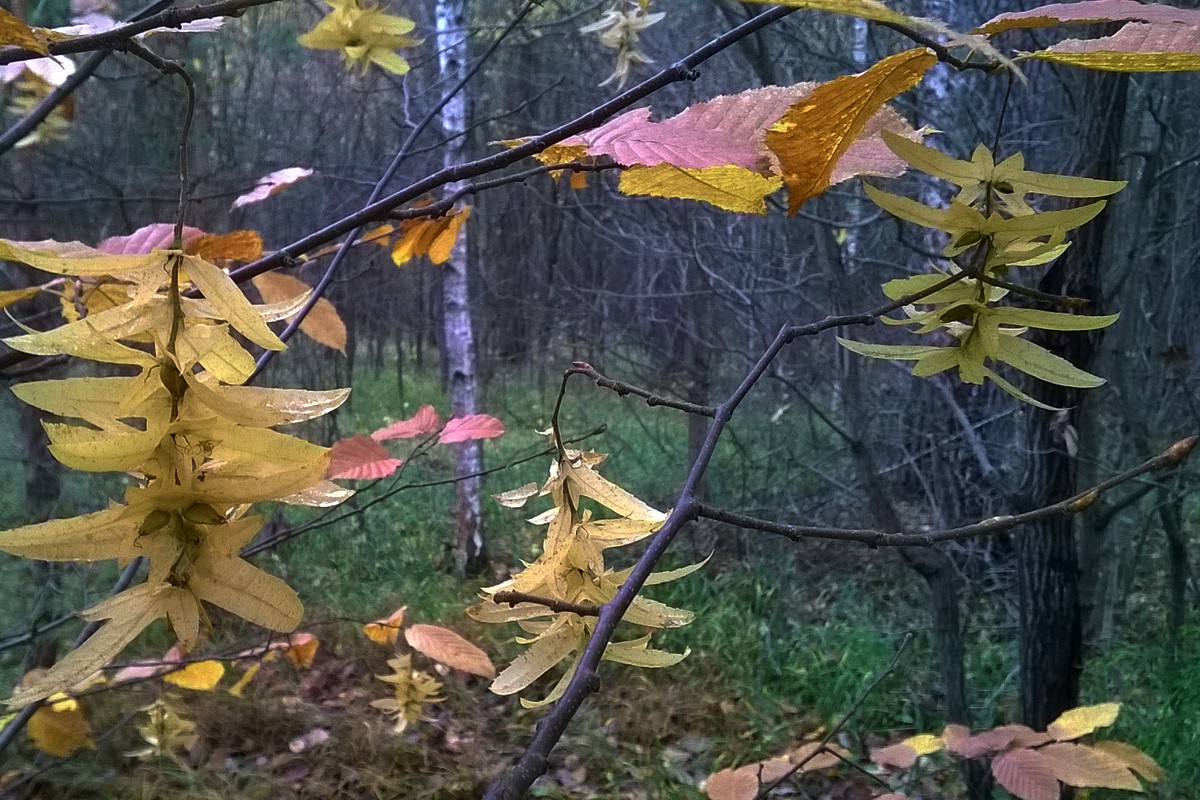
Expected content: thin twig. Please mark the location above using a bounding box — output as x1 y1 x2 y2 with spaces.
492 591 601 618
567 361 716 417
696 436 1196 548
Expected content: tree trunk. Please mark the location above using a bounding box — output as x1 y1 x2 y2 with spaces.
1014 68 1127 729
437 0 486 575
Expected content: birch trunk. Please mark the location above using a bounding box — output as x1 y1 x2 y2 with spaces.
437 0 486 575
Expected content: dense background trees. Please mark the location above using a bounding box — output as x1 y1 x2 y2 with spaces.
1 0 1199 797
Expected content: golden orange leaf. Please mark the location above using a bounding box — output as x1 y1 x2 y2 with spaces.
28 697 94 757
392 207 470 266
163 660 226 691
251 271 347 354
284 632 319 669
765 48 936 214
363 606 408 646
188 230 263 263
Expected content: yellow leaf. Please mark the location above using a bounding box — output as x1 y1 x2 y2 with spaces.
0 505 137 562
363 606 407 646
618 164 781 214
902 732 944 756
1048 703 1121 741
164 660 226 691
186 553 304 633
0 238 164 276
490 619 582 696
182 255 284 351
28 701 94 757
0 286 41 310
404 623 496 679
251 271 347 354
11 583 169 707
0 7 50 53
1092 740 1165 783
391 207 471 266
602 634 688 668
226 662 262 697
183 374 350 428
766 48 936 214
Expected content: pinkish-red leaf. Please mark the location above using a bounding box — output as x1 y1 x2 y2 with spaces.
574 83 920 174
978 0 1200 35
372 404 441 441
438 414 505 444
232 167 313 210
871 743 918 769
98 223 204 254
992 748 1061 800
947 727 1019 759
327 436 404 480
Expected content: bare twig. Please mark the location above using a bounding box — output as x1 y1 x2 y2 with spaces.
696 437 1196 548
492 592 602 618
566 361 716 417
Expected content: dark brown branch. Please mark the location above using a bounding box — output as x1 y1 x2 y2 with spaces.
566 361 716 417
0 0 279 65
697 437 1197 548
492 592 602 618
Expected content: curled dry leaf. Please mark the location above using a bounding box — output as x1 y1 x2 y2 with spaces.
492 482 540 508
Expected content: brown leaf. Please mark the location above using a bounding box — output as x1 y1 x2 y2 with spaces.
404 623 495 679
765 48 936 214
992 748 1061 800
871 742 918 769
1038 742 1142 790
251 271 347 354
946 726 1019 759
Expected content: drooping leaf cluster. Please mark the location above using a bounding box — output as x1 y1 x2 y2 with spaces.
0 236 351 707
839 132 1126 407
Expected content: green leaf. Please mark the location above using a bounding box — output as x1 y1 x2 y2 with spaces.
837 337 943 361
990 308 1119 331
994 335 1106 388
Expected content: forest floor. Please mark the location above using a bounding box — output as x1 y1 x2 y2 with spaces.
0 362 1196 799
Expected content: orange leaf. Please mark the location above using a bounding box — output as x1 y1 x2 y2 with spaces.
765 48 936 214
391 207 470 266
404 623 496 679
28 697 94 757
328 436 404 480
251 271 347 354
991 748 1060 800
284 632 320 669
372 405 441 441
1092 740 1165 782
569 170 589 190
1 8 50 53
705 757 792 800
438 414 505 444
363 606 408 646
188 230 263 263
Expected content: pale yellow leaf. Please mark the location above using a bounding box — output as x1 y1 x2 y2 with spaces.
186 554 303 633
182 255 283 351
490 621 580 696
1048 702 1121 741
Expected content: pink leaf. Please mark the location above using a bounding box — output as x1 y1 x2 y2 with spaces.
372 404 441 441
438 414 505 444
327 436 404 480
978 0 1200 35
232 168 313 210
992 749 1061 800
98 223 204 254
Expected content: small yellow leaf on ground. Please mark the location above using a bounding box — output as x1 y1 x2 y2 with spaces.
28 700 94 757
163 660 226 691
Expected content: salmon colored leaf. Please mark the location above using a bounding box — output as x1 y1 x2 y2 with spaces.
1038 742 1141 790
977 0 1200 36
232 167 313 210
97 223 204 254
438 414 505 444
251 271 347 354
327 436 404 480
704 757 793 800
404 623 496 679
992 748 1060 800
1026 23 1200 72
871 742 919 768
372 404 441 441
1092 740 1165 782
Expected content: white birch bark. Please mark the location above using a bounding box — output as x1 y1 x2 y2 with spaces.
436 0 485 574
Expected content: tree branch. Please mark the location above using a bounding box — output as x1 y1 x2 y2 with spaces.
492 592 601 618
696 436 1196 548
566 361 716 417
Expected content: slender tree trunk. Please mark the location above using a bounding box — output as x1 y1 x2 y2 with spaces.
437 0 486 575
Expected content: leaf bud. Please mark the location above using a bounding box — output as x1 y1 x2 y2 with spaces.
181 503 225 525
138 509 172 537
